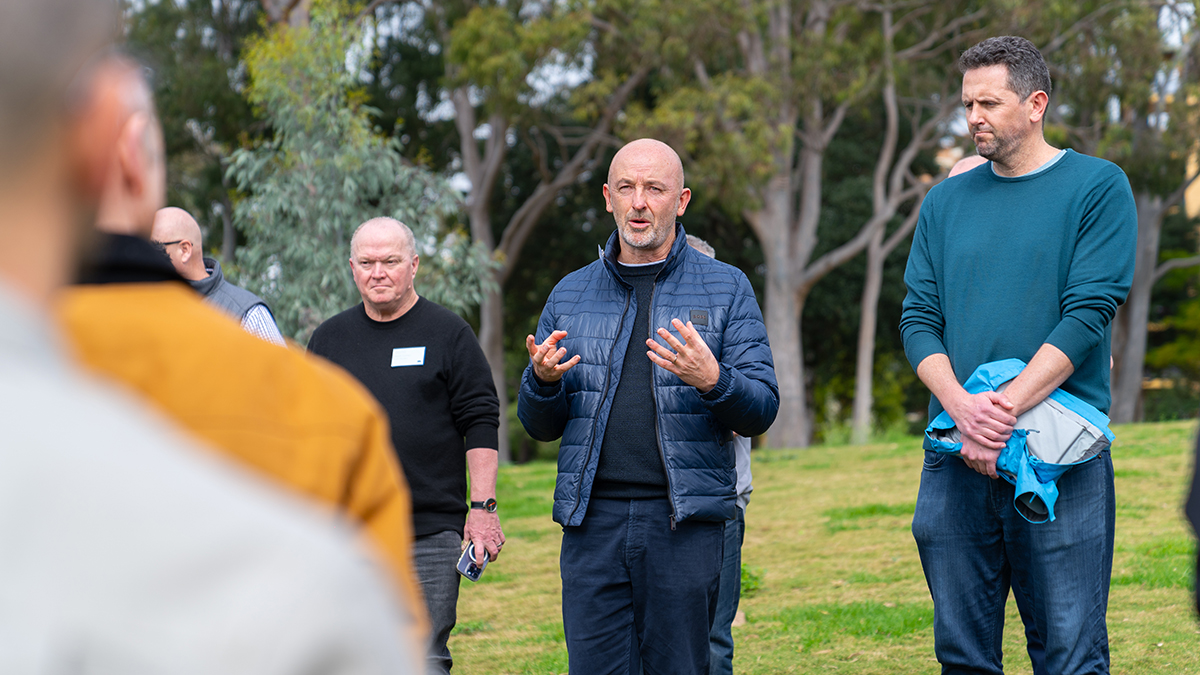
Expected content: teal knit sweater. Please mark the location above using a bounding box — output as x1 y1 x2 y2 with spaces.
900 149 1136 421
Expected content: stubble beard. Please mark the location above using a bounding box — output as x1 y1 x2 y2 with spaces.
618 211 670 251
973 128 1016 164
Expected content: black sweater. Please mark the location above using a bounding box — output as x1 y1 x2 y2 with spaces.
591 261 669 500
307 297 499 537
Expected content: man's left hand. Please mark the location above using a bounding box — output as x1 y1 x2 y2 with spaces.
647 318 720 393
463 508 505 562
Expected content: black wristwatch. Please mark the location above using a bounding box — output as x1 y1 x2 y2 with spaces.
470 498 498 513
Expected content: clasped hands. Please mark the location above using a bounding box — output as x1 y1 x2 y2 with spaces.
945 390 1016 479
525 319 719 393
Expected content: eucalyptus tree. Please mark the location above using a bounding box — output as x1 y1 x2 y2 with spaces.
1023 0 1200 423
357 0 713 460
226 1 490 341
125 0 262 262
623 0 985 447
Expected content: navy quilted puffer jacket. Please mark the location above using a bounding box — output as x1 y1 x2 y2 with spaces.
518 225 778 527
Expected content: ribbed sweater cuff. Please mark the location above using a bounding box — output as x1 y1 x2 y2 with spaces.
700 366 733 401
464 422 499 452
1045 316 1097 368
529 371 562 397
904 332 947 372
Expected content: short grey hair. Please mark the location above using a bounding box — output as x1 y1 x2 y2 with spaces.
959 36 1052 101
686 234 716 259
350 217 416 257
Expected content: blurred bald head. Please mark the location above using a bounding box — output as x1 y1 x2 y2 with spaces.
0 0 120 171
93 57 166 239
152 208 207 281
949 154 988 177
0 0 125 306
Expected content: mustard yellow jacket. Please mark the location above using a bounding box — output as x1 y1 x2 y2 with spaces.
57 282 429 639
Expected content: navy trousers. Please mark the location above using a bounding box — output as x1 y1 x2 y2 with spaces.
708 506 745 675
561 497 724 675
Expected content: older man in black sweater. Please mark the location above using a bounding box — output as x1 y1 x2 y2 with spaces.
308 217 502 675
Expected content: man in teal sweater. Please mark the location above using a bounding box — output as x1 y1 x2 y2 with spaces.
900 36 1136 674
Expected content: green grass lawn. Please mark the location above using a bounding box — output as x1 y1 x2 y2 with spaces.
450 421 1199 674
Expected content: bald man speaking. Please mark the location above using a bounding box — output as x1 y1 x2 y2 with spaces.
152 207 285 345
518 139 778 674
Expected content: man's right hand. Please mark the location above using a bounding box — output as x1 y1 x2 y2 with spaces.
961 437 1003 478
945 390 1016 450
526 330 581 383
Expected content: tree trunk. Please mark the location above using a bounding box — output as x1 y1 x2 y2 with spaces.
478 284 511 462
764 266 810 449
1110 191 1165 423
851 227 886 445
757 170 810 448
220 199 236 265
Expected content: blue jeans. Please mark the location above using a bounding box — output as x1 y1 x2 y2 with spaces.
413 530 463 675
708 506 744 675
1012 577 1047 675
561 497 724 675
912 449 1114 675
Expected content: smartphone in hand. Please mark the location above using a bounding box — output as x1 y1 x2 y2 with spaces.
456 543 488 582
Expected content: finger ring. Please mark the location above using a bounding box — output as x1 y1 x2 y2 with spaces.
672 354 678 364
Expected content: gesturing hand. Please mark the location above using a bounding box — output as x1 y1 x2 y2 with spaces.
525 330 580 383
646 319 720 393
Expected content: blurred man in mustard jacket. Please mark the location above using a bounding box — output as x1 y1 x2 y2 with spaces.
55 53 429 641
0 3 418 671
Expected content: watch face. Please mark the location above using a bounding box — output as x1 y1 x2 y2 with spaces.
485 498 497 513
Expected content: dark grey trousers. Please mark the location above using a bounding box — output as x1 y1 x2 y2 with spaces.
414 530 462 675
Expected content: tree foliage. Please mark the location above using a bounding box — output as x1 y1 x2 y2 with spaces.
227 0 492 341
125 0 263 262
128 0 1200 453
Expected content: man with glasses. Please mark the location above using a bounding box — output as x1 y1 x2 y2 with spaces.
152 206 285 345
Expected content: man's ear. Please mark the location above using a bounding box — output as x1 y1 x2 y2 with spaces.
602 183 614 213
1027 90 1050 125
178 239 194 264
115 113 150 198
65 63 131 203
676 187 692 216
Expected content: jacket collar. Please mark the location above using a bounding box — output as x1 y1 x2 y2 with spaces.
601 222 690 285
190 257 224 298
76 233 189 286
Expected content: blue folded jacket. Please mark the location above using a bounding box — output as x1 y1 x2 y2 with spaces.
924 358 1114 523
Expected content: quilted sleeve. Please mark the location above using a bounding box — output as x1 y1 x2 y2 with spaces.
698 271 779 436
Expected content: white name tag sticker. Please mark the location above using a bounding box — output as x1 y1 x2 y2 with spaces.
391 346 426 368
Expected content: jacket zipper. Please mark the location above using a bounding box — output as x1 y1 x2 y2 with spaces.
647 271 679 530
565 289 630 526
